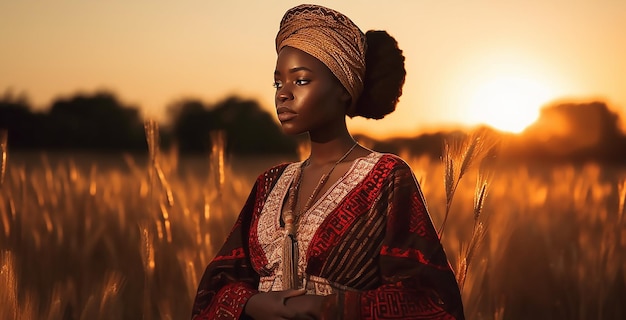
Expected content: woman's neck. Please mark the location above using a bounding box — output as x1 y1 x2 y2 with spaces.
303 115 359 166
306 134 356 167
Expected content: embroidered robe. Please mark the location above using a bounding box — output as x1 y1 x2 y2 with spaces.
192 153 464 319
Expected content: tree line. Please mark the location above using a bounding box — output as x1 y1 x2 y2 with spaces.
0 89 298 155
1 88 625 164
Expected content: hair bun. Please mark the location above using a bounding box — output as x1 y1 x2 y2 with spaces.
350 30 406 119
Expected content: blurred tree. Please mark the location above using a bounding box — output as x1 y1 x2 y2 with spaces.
211 97 297 155
0 90 41 147
168 96 297 155
47 91 145 150
167 99 214 153
516 101 626 163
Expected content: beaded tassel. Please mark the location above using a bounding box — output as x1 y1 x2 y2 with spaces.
282 165 301 289
281 142 358 290
282 234 299 289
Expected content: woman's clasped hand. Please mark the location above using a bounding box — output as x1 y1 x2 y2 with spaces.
244 289 324 320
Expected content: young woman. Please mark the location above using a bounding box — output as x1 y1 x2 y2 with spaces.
192 4 464 319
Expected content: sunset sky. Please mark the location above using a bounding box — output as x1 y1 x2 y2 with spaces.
1 0 625 138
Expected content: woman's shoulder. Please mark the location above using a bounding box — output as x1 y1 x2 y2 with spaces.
372 152 413 171
262 162 292 175
253 161 299 184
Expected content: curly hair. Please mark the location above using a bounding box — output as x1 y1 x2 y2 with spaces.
350 30 406 120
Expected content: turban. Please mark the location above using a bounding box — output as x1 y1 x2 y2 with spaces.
276 4 366 112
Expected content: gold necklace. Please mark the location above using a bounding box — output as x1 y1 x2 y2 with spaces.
281 141 358 289
297 141 359 215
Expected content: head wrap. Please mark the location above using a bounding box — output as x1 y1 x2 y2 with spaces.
276 4 366 112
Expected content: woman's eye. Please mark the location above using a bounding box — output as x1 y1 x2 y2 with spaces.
272 81 282 89
295 79 310 85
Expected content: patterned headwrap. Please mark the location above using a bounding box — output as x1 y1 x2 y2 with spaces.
276 4 366 112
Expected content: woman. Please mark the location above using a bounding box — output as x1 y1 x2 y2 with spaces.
192 4 464 319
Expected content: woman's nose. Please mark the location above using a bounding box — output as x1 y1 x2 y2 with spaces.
276 86 293 103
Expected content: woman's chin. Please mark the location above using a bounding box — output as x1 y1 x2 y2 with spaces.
280 125 304 136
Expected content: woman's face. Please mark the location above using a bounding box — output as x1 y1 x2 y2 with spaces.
273 46 350 136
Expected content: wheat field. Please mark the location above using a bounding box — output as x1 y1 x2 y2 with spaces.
1 131 625 319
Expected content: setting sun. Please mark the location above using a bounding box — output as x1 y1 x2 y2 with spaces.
464 75 553 133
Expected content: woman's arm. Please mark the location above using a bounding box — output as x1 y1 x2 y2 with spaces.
191 180 261 319
192 164 303 319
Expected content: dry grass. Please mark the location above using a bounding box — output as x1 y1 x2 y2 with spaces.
438 129 496 293
0 128 625 319
1 129 7 187
401 149 625 319
439 128 498 238
0 124 248 319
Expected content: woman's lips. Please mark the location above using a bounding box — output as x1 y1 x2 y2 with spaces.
277 107 297 122
278 112 297 122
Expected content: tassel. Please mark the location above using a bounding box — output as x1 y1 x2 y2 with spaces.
282 165 301 289
282 234 299 289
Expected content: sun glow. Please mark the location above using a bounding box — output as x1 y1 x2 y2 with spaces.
463 75 553 133
451 49 567 134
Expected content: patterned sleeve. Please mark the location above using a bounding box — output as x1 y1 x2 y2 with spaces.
322 159 465 320
191 180 260 319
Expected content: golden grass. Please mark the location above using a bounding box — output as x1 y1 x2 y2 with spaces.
1 129 7 187
0 129 625 319
439 128 498 238
438 129 497 294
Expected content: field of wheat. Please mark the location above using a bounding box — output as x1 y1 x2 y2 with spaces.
1 130 625 319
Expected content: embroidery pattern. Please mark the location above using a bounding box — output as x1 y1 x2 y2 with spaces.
254 162 299 285
409 192 437 239
306 154 393 274
204 283 255 319
256 153 382 292
359 287 455 320
212 248 245 262
249 164 289 273
380 245 450 271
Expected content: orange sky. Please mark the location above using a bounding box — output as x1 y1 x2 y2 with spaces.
1 0 625 138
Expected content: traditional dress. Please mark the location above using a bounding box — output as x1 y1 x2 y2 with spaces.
192 152 464 319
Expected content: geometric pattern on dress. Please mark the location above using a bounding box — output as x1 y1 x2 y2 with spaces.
255 152 382 292
409 190 435 238
379 245 450 271
358 286 456 320
201 282 256 319
248 164 289 274
253 162 298 287
298 152 383 281
306 153 393 275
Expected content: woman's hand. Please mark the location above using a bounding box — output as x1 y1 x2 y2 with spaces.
244 289 306 320
284 294 325 320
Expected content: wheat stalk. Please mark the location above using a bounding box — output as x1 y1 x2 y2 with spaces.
618 179 625 224
0 130 7 188
438 127 498 307
438 128 497 238
145 119 159 214
139 118 160 317
0 250 18 320
205 131 228 244
473 172 491 223
210 130 227 191
99 271 125 318
139 222 155 320
150 128 174 208
456 172 489 291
